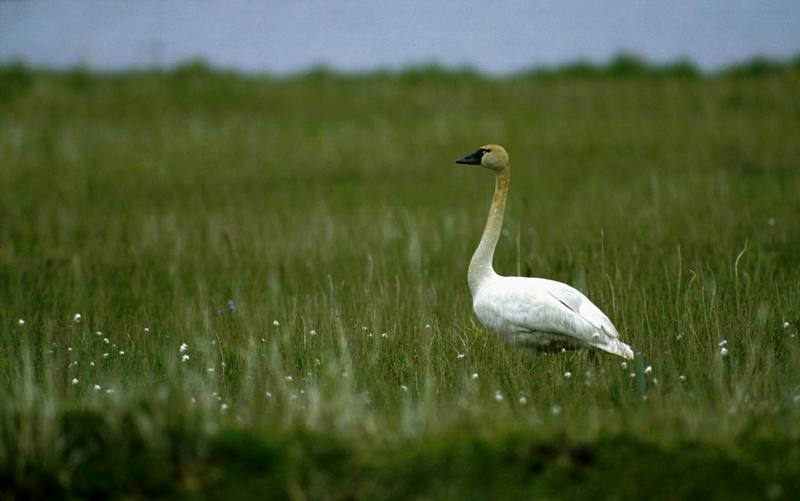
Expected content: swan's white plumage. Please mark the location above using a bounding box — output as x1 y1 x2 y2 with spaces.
457 143 634 360
473 274 633 359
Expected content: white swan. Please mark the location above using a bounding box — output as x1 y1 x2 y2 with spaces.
456 144 634 360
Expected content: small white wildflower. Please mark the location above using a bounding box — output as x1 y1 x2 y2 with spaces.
563 371 572 379
471 373 479 380
367 332 373 337
265 391 272 398
67 347 73 352
73 313 82 323
96 331 102 336
424 324 431 329
720 347 729 357
400 384 408 392
90 361 95 367
181 354 190 362
679 375 687 381
18 319 25 325
93 384 101 391
620 361 627 369
207 367 215 372
220 403 228 412
285 375 293 381
629 372 636 378
105 389 114 394
457 352 466 359
519 396 527 405
644 365 653 374
103 337 110 344
381 332 388 338
362 326 368 331
72 378 79 385
783 321 790 329
560 348 567 353
179 343 189 353
718 339 728 347
309 329 317 336
119 350 125 356
652 378 659 385
676 333 683 340
550 404 561 416
494 390 504 402
220 362 226 368
144 327 150 333
272 320 279 326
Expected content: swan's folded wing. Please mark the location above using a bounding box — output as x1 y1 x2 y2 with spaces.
544 282 620 339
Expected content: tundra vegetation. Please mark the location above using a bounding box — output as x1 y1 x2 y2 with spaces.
1 56 799 499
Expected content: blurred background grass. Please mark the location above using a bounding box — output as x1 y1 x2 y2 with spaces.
1 59 799 498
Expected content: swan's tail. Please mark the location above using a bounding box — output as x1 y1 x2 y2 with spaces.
595 338 634 360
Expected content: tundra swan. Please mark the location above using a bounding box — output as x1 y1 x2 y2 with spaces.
456 144 633 359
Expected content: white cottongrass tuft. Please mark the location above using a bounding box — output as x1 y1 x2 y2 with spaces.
118 350 125 356
679 375 687 381
400 384 408 392
644 366 653 374
144 327 150 333
457 352 465 359
563 371 572 379
518 395 527 405
494 390 504 402
181 354 190 362
93 384 101 391
72 378 79 385
620 361 627 369
309 329 317 336
73 313 82 323
783 321 790 329
720 346 729 357
179 343 189 353
18 319 25 325
718 339 728 347
471 373 479 380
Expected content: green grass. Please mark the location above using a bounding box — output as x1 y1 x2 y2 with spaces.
1 65 800 499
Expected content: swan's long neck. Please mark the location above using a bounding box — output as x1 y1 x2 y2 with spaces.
468 166 509 295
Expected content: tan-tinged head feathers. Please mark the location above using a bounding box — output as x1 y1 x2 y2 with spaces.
455 144 509 171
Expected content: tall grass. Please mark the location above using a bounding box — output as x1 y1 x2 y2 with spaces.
1 65 799 497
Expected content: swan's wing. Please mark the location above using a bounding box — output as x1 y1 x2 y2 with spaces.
543 281 620 339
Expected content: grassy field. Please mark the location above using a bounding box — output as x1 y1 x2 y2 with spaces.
1 62 800 499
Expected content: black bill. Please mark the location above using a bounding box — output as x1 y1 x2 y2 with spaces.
455 148 487 165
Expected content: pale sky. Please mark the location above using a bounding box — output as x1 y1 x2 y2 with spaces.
1 1 799 73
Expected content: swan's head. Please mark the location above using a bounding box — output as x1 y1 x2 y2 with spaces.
455 144 509 171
